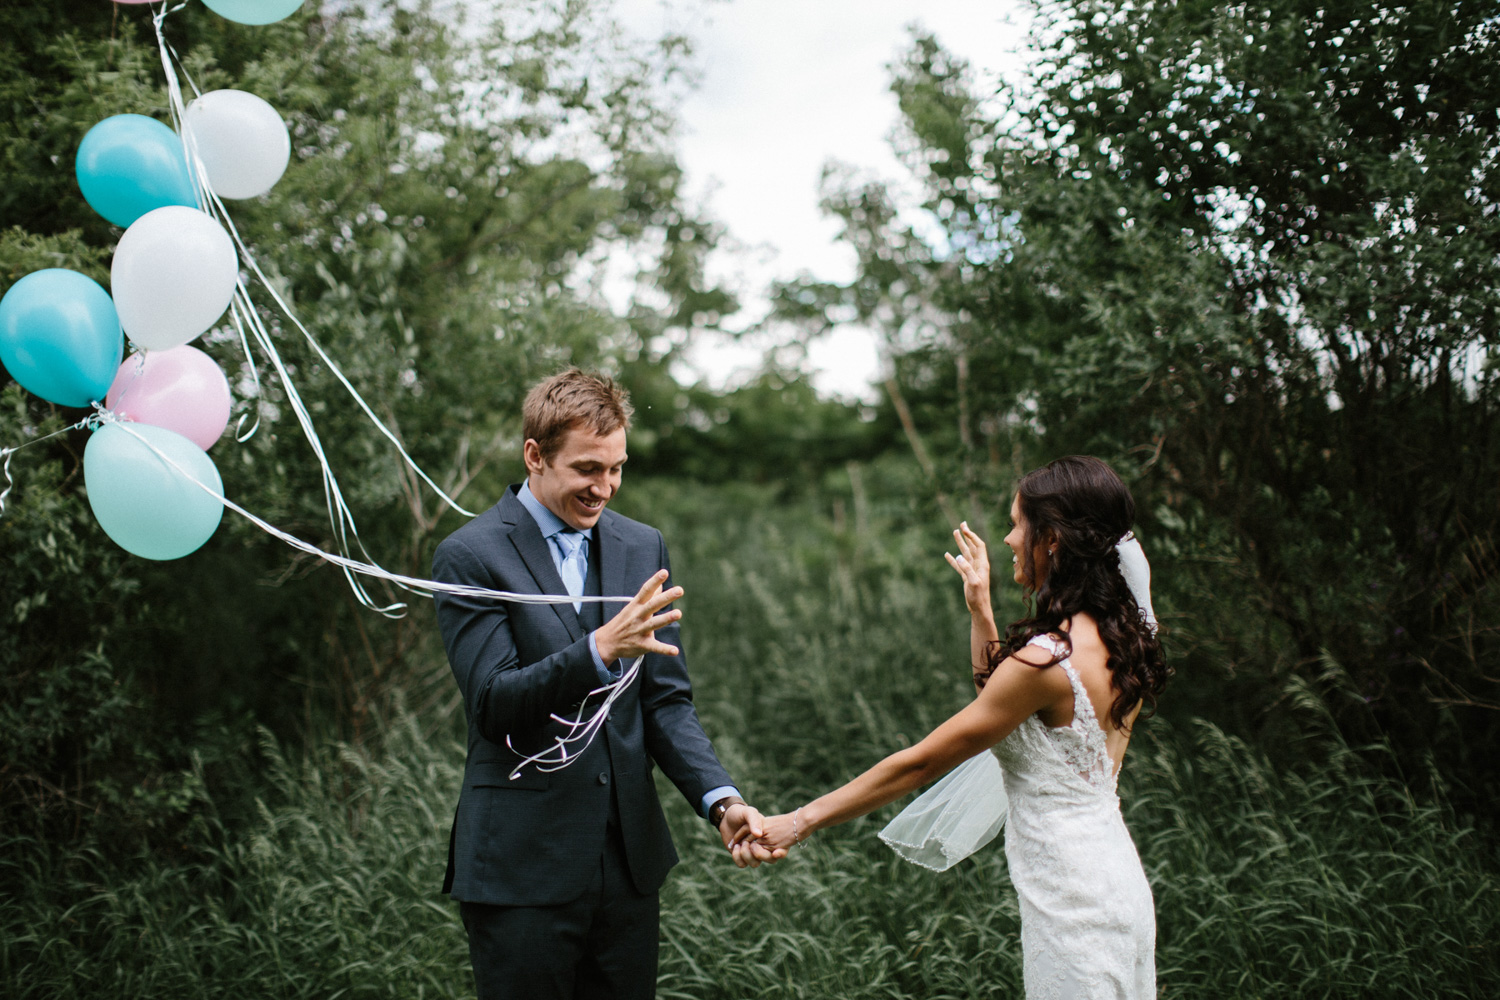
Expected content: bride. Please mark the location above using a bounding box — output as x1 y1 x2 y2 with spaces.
749 456 1170 999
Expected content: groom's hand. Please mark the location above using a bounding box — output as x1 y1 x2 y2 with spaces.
595 570 684 664
720 800 785 867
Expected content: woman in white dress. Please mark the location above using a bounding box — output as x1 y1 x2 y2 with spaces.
751 456 1170 1000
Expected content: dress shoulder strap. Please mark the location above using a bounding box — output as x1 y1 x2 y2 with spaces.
1023 633 1100 727
1038 639 1115 791
1024 633 1103 731
1057 658 1098 728
1023 632 1065 657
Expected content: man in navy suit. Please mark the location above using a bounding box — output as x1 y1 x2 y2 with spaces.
432 368 776 1000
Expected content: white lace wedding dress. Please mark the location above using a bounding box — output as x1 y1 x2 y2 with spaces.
881 634 1155 999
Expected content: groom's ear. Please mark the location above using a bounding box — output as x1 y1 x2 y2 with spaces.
522 438 545 475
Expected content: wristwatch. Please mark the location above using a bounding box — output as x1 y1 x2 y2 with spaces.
708 796 741 828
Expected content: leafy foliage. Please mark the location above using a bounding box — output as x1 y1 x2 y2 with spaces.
781 0 1500 811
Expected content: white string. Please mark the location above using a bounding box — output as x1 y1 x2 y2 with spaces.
0 447 16 516
157 21 475 516
229 296 265 443
2 402 649 777
79 3 641 777
505 655 643 779
0 417 96 516
90 407 629 605
95 409 647 777
108 351 149 413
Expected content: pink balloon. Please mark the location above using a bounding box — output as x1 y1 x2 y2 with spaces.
105 345 233 451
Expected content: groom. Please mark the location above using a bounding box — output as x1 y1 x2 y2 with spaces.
432 368 774 1000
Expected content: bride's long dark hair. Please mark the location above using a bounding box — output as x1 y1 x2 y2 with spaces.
988 456 1170 731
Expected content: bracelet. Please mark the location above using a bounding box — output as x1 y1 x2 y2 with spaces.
792 806 806 848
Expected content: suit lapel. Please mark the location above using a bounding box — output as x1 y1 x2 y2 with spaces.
499 489 584 642
596 512 629 627
595 513 633 732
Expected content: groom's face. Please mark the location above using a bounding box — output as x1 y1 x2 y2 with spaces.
524 423 628 531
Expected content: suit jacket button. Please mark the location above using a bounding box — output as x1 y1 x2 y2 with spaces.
597 771 609 785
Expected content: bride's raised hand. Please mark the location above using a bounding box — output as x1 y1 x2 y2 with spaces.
944 521 994 620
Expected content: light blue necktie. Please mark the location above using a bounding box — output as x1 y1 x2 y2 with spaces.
557 530 587 614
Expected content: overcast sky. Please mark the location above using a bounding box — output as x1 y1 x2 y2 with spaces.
611 0 1034 399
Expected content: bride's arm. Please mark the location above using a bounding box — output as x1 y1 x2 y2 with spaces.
968 612 1001 695
752 649 1065 853
944 523 1001 693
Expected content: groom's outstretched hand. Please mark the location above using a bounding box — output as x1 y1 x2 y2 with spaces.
595 570 684 664
719 800 786 867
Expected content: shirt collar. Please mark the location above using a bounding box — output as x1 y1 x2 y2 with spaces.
518 480 574 540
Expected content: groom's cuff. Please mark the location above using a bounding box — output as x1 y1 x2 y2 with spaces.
701 785 740 821
587 633 614 684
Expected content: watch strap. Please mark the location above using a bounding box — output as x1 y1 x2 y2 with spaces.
708 795 742 827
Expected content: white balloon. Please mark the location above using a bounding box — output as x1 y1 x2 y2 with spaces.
183 89 292 199
112 206 239 352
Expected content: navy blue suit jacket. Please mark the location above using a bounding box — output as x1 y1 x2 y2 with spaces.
432 486 734 906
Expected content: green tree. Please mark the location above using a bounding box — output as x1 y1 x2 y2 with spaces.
784 3 1500 807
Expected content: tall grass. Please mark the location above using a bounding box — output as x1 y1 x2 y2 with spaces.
643 483 1500 998
3 480 1496 997
0 711 469 999
652 720 1500 998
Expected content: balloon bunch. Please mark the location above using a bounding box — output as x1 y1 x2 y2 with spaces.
1 90 281 559
1 0 662 766
2 0 313 563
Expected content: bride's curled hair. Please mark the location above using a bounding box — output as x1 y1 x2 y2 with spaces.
991 456 1170 731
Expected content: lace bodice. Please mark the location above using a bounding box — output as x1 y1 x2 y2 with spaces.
991 633 1117 798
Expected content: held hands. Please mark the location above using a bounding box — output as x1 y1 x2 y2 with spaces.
719 801 787 868
595 570 683 664
751 811 803 855
945 522 994 621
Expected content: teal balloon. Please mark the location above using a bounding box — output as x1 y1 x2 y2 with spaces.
76 114 195 228
202 0 305 25
0 269 124 407
84 422 224 561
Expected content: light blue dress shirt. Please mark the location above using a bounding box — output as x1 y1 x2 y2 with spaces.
518 481 739 820
518 481 612 681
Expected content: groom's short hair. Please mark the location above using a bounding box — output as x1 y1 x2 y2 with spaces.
522 368 635 462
